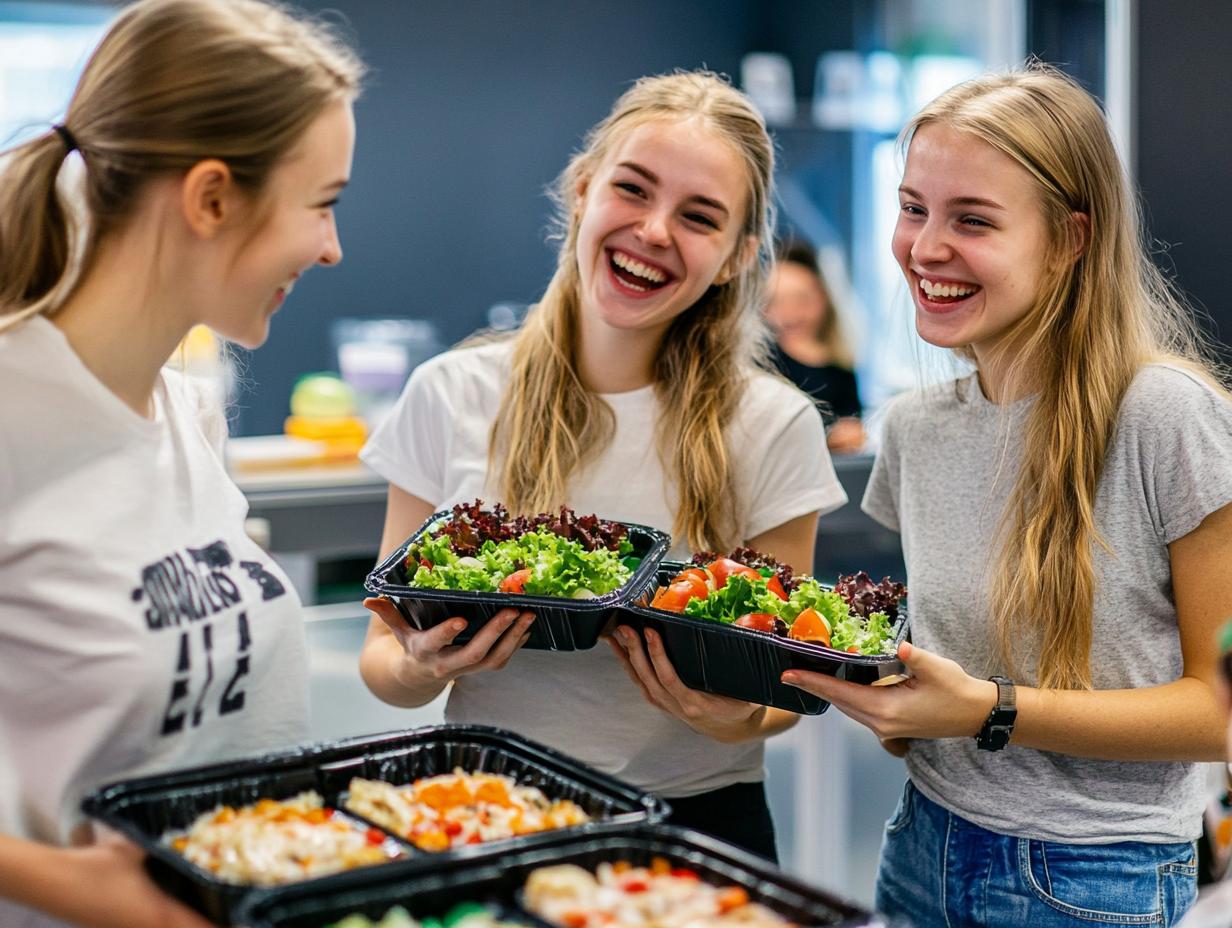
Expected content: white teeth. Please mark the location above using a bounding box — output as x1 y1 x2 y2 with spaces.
612 250 666 284
919 278 977 299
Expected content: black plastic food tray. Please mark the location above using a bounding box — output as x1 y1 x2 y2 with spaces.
81 724 670 924
615 562 909 715
365 509 671 651
236 824 878 928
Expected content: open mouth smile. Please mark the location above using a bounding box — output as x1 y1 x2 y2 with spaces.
607 247 674 296
915 273 981 309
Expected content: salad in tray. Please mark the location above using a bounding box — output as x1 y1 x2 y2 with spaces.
405 500 641 600
645 548 906 656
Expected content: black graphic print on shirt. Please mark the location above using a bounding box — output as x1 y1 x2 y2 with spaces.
129 539 286 738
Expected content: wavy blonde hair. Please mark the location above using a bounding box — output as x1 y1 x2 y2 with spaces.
905 64 1226 689
0 0 363 327
490 71 776 551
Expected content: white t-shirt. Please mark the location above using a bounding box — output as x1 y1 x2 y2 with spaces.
0 317 309 849
361 339 846 797
863 365 1232 843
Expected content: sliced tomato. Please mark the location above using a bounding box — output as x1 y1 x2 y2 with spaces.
766 574 788 600
788 607 831 646
734 613 779 633
707 558 762 589
498 568 532 593
651 579 698 613
673 567 712 599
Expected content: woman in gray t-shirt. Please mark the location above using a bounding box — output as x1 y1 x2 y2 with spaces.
783 65 1232 927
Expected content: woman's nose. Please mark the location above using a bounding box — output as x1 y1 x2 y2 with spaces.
318 213 343 266
635 209 671 248
910 218 952 265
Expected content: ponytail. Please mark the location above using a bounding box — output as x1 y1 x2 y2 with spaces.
0 131 79 325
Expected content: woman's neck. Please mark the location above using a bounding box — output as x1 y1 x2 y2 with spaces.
52 233 191 419
777 336 830 367
575 314 664 393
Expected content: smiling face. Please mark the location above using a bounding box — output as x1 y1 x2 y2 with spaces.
892 123 1055 367
211 100 355 349
573 117 751 344
765 260 828 342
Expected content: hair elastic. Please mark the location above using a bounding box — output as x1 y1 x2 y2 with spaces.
51 123 78 154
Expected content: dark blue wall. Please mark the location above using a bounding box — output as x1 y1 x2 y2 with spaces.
234 0 758 434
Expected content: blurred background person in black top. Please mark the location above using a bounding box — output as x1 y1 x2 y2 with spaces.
764 239 866 453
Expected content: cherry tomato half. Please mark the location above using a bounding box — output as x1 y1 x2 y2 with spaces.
707 558 761 589
498 568 532 593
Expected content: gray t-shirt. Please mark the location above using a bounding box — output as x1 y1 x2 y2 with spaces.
863 364 1232 843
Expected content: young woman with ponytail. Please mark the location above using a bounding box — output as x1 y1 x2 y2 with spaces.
783 65 1232 926
360 71 847 861
0 2 362 925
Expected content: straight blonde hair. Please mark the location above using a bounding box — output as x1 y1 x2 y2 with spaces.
905 64 1227 689
490 71 776 551
0 0 363 328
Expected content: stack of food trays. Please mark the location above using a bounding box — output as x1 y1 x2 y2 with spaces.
616 554 910 715
81 725 668 924
365 501 670 651
236 824 883 928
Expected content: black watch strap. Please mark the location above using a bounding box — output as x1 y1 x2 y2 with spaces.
975 675 1017 751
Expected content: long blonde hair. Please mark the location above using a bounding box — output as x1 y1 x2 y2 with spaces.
0 0 363 327
490 71 776 551
905 64 1226 689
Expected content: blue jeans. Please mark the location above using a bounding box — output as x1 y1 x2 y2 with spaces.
874 781 1198 928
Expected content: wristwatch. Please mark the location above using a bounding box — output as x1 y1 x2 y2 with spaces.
975 675 1017 751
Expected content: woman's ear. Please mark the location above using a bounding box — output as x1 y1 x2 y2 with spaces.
180 159 238 240
715 234 758 285
1069 211 1091 261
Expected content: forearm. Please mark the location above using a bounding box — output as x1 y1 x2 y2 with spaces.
0 835 61 913
1011 675 1225 761
359 633 448 708
759 707 800 739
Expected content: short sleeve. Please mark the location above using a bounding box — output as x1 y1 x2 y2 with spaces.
163 369 228 461
1124 366 1232 544
740 382 848 540
861 395 904 532
360 357 452 502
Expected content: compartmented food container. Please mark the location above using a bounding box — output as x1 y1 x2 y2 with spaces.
81 724 669 924
366 506 670 651
237 824 881 928
616 562 909 715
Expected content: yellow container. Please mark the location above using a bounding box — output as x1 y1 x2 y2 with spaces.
283 414 367 458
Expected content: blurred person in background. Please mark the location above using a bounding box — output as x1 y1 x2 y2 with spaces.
764 239 865 453
0 1 362 925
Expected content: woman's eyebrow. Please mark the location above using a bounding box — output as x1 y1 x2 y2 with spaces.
617 161 730 216
899 184 1005 211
